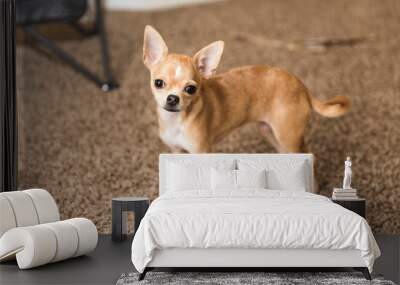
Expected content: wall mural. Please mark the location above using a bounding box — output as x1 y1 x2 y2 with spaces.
16 0 400 234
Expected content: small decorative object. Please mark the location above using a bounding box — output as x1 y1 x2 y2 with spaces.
332 157 358 200
343 156 352 189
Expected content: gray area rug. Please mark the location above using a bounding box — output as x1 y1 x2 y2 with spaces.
116 272 395 285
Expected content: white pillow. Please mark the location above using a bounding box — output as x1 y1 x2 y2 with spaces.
238 159 308 191
211 169 267 190
211 168 236 190
166 159 235 192
167 163 210 191
266 167 307 191
236 169 267 188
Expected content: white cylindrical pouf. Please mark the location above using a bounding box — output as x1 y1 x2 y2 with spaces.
0 192 39 227
42 221 79 262
0 218 98 269
66 218 98 257
0 226 57 269
23 189 60 224
0 196 17 237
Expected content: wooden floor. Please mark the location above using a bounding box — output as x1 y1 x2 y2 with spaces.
0 235 398 285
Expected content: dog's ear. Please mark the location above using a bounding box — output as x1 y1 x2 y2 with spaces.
193 41 224 78
143 26 168 69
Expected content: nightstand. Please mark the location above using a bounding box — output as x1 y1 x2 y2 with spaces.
112 197 150 242
331 198 366 218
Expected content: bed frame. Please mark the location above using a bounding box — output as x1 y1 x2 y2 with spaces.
139 154 371 280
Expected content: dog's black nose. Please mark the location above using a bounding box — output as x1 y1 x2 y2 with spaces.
166 95 179 107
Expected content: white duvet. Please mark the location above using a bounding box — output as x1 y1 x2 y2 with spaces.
131 190 380 273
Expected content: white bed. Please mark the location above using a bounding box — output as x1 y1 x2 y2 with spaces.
131 154 380 280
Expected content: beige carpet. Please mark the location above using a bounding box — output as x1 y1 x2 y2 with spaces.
17 0 400 234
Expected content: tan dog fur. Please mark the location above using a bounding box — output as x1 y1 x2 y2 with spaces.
143 26 350 154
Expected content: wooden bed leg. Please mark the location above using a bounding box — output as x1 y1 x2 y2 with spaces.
138 268 148 281
354 267 372 280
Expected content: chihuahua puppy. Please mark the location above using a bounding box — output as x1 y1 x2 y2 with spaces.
143 26 350 154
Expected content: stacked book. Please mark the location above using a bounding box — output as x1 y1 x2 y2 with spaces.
332 188 358 200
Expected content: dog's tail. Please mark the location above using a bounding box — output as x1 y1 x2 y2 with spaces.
309 95 351 118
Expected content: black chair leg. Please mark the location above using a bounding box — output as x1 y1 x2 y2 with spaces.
94 0 118 91
138 268 148 281
21 1 118 92
354 267 372 280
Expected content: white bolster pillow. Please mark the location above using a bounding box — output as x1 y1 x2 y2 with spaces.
0 196 17 237
0 189 60 237
0 191 40 228
23 189 60 224
64 218 98 257
0 218 98 269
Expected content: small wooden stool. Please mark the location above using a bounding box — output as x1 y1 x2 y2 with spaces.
112 197 149 242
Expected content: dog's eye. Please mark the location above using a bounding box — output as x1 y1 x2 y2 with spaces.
184 85 197 95
154 79 165 89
